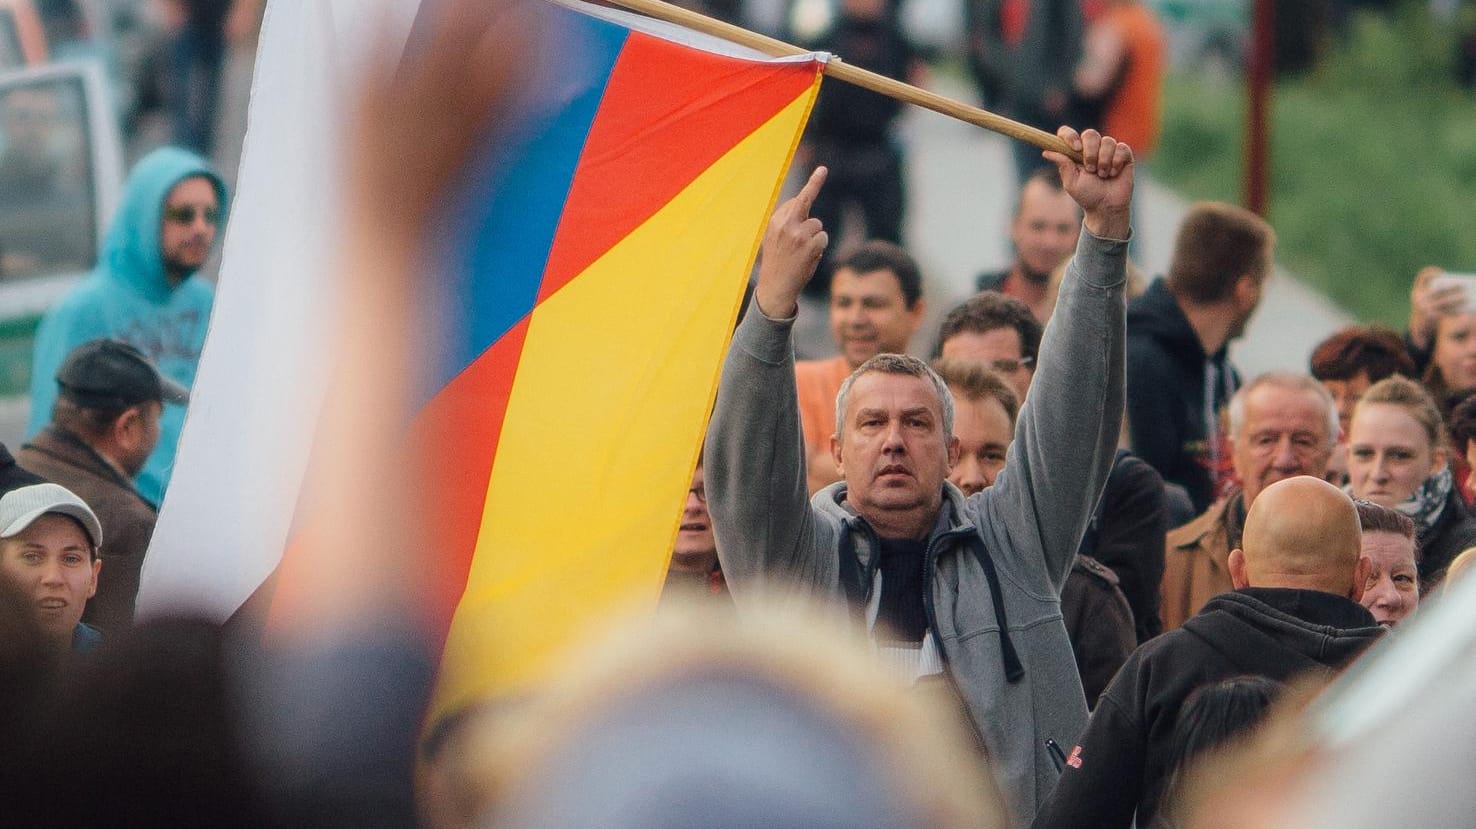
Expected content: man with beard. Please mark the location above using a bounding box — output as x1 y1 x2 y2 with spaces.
1126 202 1273 514
27 146 227 505
976 167 1081 322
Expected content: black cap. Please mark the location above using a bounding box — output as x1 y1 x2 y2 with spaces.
56 339 190 410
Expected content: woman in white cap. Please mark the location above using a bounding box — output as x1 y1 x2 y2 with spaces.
0 482 104 653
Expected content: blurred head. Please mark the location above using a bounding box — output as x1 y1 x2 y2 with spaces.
472 601 1007 829
160 175 221 283
1167 676 1283 785
1309 326 1417 437
935 292 1041 401
1010 168 1081 284
671 463 716 574
1430 312 1476 394
0 484 103 650
1353 500 1419 627
828 242 925 370
1445 546 1476 592
1166 202 1275 338
933 359 1018 497
1230 476 1367 599
1228 373 1338 504
832 355 957 528
1346 376 1446 509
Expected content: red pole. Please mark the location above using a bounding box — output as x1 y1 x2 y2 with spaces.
1245 0 1273 215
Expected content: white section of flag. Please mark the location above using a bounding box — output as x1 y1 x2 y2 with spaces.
135 0 423 622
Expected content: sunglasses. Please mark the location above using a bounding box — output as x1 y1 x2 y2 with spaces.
163 205 220 225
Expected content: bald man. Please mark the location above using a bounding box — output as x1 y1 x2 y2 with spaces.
1033 476 1384 829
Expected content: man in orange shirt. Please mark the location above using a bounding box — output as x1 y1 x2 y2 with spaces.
796 241 925 494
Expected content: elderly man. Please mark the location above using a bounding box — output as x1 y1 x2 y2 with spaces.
1032 476 1382 829
707 127 1132 821
1160 372 1338 630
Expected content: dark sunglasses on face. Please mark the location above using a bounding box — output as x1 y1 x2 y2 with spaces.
163 204 220 225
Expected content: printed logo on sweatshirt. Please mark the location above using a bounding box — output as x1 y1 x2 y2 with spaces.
1066 745 1083 769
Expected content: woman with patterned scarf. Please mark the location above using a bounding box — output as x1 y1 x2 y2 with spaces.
1346 375 1476 591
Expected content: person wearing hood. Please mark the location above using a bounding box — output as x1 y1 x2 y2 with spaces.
707 128 1133 823
26 146 227 505
1126 202 1273 514
1032 476 1383 829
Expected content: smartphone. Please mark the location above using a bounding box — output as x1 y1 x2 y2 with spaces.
1432 273 1476 314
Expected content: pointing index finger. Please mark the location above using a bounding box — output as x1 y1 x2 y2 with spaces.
793 166 828 217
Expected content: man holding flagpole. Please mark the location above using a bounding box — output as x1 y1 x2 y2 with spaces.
706 126 1133 821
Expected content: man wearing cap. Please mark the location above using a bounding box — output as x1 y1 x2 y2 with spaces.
0 483 105 653
16 339 187 630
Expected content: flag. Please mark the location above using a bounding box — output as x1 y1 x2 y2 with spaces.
137 0 824 722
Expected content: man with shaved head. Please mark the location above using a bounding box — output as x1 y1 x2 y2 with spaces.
1033 476 1384 829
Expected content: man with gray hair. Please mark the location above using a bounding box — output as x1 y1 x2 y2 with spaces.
706 127 1134 822
1160 371 1339 629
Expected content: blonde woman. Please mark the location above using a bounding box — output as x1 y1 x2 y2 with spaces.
1345 376 1476 589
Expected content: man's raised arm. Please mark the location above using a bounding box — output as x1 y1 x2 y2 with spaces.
705 169 836 591
987 128 1133 592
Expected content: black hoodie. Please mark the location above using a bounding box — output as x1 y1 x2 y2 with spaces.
1032 588 1382 829
1126 280 1239 513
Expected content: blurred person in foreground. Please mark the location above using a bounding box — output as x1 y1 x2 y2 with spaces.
1352 499 1419 628
796 241 926 494
1032 476 1382 829
1308 325 1417 486
1153 676 1282 828
27 145 228 505
1161 372 1337 630
18 339 186 632
1344 375 1476 589
974 167 1081 322
707 126 1133 821
454 602 1008 829
1127 202 1274 514
0 482 104 655
935 358 1135 707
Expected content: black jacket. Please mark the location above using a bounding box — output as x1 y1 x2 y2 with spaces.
1126 281 1238 514
1080 451 1167 641
1032 588 1382 829
0 443 46 493
1420 487 1476 589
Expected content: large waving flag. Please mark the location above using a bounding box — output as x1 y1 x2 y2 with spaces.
136 0 823 720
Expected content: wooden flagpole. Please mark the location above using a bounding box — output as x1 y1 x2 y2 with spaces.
594 0 1083 163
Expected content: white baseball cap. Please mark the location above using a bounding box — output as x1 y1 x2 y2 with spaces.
0 483 103 549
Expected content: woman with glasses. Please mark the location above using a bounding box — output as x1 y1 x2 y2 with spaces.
1345 375 1476 590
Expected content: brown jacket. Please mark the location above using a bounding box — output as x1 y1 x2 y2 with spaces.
1159 491 1245 631
17 427 158 632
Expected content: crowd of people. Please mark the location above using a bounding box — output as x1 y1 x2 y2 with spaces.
1 0 1474 827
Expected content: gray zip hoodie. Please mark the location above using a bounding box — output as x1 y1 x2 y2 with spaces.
706 228 1128 822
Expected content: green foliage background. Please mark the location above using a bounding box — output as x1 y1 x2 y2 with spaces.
1152 4 1476 327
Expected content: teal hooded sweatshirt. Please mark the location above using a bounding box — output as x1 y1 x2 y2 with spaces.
27 146 228 505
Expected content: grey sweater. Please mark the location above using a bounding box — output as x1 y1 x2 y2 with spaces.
706 228 1128 822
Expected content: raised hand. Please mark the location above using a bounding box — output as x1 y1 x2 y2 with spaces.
755 167 830 319
1409 266 1465 351
1044 126 1133 240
